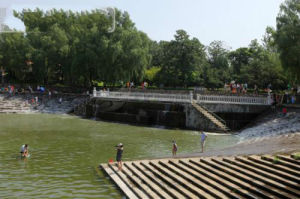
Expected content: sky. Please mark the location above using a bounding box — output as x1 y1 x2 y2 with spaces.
0 0 284 49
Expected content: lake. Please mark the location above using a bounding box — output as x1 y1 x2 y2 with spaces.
0 114 238 198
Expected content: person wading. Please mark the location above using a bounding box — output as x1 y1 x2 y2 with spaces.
172 140 178 157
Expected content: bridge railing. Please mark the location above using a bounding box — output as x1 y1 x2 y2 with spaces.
94 91 191 103
93 90 270 105
196 94 270 105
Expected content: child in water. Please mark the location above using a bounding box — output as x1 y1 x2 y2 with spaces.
20 144 29 157
172 140 177 157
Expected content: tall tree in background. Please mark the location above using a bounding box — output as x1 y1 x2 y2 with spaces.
273 0 300 81
156 30 206 87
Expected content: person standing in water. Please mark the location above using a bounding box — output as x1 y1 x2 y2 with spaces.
200 132 207 153
20 144 29 157
172 140 178 157
115 143 123 171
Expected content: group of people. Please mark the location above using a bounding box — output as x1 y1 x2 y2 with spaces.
125 81 148 89
114 132 207 172
224 82 249 94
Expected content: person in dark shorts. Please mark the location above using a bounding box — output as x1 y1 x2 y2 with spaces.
115 143 123 171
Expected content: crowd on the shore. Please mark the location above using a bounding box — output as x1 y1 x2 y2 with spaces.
0 84 63 105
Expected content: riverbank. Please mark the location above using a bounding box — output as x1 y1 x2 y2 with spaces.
0 93 87 114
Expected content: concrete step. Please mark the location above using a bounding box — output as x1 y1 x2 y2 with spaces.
262 155 300 172
276 155 300 165
201 158 287 198
139 161 186 199
232 157 299 189
100 164 138 199
108 163 143 199
101 155 299 199
158 160 224 198
120 163 151 199
248 156 300 180
123 162 163 199
191 101 229 132
130 162 175 199
211 158 300 198
189 159 276 198
148 160 199 199
177 159 253 199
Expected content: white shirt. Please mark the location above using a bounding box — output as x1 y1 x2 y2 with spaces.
201 133 207 142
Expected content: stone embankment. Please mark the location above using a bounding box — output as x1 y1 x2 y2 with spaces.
0 93 87 114
101 154 300 199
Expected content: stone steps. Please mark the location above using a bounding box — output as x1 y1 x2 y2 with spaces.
100 154 300 199
191 100 230 132
0 98 32 113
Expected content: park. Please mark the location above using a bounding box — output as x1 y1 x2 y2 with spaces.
0 0 299 198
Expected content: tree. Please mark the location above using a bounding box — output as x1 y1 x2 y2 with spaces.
273 0 300 81
156 30 206 87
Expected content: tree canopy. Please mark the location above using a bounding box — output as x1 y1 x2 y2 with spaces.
0 3 297 89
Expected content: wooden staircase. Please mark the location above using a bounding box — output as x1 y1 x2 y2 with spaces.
100 154 300 199
191 100 230 132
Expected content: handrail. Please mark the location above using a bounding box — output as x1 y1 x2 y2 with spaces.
196 94 270 105
93 91 191 103
92 90 270 105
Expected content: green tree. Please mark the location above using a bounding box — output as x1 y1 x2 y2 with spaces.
157 30 206 87
273 0 300 81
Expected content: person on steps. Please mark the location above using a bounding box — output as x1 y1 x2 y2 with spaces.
115 143 123 171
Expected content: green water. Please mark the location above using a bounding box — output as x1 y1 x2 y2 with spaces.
0 114 238 198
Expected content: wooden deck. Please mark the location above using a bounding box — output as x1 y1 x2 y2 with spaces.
100 154 300 199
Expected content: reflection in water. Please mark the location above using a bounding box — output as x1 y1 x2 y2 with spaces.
0 114 238 198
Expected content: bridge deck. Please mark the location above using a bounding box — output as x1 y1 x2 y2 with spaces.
100 154 300 199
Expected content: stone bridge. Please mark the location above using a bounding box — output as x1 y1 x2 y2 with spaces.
74 90 271 132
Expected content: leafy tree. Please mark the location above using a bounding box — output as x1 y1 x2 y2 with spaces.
156 30 206 87
273 0 300 81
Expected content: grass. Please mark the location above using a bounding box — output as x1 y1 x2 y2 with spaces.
292 152 300 160
273 156 281 164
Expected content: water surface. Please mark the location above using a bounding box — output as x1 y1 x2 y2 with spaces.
0 114 238 198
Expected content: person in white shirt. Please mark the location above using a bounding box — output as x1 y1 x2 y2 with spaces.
200 132 207 153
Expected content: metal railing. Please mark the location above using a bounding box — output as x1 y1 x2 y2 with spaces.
196 94 270 105
92 90 270 105
93 90 192 103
